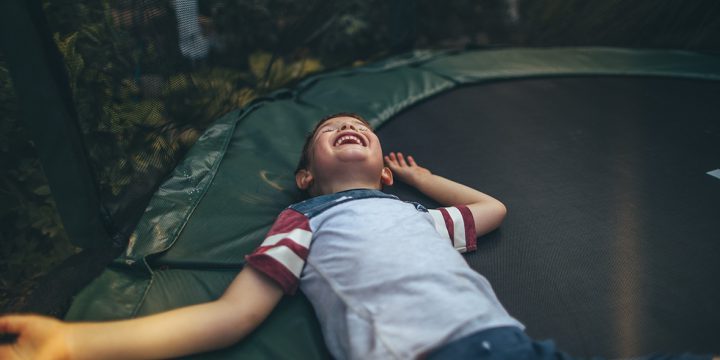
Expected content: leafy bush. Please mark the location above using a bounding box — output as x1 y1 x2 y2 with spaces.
0 61 80 311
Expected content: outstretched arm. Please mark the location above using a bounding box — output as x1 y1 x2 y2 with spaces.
384 152 507 236
0 265 282 360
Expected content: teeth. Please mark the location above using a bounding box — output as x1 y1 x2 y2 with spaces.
334 134 364 147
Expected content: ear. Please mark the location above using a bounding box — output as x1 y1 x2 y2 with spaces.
295 169 314 190
380 167 393 186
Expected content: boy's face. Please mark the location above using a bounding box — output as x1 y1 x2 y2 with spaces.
297 116 392 195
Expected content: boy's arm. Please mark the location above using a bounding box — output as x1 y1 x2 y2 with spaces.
384 152 507 236
0 265 282 360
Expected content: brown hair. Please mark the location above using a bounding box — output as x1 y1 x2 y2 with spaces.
295 112 372 174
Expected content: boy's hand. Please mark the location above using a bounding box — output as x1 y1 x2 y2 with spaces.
384 152 431 186
0 315 71 360
385 152 507 237
1 266 282 360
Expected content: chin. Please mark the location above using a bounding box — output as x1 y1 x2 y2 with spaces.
335 150 372 162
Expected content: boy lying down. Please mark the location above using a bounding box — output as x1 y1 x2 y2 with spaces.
0 113 716 360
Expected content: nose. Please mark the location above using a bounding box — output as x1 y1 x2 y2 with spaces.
340 123 357 131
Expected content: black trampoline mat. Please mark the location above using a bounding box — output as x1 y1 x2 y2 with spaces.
378 76 720 358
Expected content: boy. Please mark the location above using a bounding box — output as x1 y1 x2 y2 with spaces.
0 114 715 360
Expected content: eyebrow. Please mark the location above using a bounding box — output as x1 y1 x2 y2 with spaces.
320 119 369 128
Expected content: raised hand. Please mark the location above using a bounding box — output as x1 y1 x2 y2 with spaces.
384 152 432 186
385 151 506 236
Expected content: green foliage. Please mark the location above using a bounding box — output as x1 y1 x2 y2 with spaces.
248 51 323 89
517 0 720 50
0 61 80 311
42 0 328 207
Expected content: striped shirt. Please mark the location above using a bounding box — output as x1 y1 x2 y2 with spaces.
246 189 523 359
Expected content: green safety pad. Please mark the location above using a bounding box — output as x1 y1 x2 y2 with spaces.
66 47 720 359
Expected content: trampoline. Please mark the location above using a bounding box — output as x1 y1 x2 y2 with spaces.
60 48 720 359
381 76 720 357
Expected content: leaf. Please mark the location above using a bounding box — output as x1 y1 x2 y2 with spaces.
248 51 274 80
53 32 85 92
33 185 51 196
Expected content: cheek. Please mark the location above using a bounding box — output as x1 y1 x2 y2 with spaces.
374 140 383 155
369 136 384 155
310 143 334 167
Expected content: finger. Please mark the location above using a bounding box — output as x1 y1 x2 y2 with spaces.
397 153 407 167
0 345 19 359
0 316 24 334
407 156 417 167
384 154 395 165
384 155 393 166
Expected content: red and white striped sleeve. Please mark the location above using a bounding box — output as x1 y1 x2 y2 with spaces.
245 209 312 294
427 205 477 253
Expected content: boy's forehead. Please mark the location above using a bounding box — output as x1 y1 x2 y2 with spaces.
319 116 368 128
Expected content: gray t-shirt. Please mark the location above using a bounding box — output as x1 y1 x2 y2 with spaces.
247 189 524 359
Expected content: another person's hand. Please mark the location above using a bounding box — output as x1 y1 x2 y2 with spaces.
0 315 71 360
384 152 432 186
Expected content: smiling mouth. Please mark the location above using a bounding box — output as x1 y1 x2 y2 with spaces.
334 133 366 147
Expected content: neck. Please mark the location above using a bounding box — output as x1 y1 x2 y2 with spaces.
313 179 381 197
